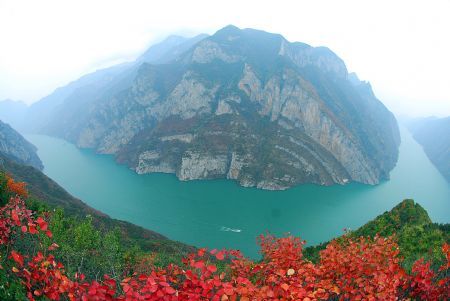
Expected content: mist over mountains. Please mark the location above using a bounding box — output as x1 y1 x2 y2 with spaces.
0 2 449 298
407 117 450 182
1 25 400 190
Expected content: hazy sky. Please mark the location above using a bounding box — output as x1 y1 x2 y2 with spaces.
0 0 449 117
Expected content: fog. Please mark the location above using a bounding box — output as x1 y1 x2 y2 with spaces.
1 0 449 117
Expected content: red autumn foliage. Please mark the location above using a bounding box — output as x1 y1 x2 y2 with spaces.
0 175 449 300
6 175 28 198
319 236 408 300
409 250 450 301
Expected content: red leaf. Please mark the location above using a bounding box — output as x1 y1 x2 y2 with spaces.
28 225 38 234
281 283 289 291
36 216 48 231
207 265 217 273
197 248 206 257
48 243 59 251
216 251 225 261
164 286 176 294
224 287 234 295
10 250 24 266
194 260 205 269
11 209 20 224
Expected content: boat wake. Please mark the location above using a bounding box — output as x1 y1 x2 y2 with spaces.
220 226 242 233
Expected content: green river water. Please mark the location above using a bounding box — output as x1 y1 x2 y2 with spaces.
27 128 450 258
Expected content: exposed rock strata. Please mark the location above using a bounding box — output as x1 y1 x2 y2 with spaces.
34 25 400 190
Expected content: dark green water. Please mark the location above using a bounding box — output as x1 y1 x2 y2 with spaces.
27 128 450 258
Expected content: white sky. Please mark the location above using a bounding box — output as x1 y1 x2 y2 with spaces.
0 0 449 117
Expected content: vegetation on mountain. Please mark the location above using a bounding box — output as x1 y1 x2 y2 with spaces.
0 120 43 170
304 200 449 270
0 153 194 272
0 172 448 300
18 26 400 190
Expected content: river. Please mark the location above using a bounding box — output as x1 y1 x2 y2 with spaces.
27 128 450 258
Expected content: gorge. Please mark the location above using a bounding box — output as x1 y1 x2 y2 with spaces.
27 127 450 258
16 25 400 190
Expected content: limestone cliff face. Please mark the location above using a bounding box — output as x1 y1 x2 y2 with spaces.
238 64 379 184
0 120 43 170
279 40 348 78
36 25 400 190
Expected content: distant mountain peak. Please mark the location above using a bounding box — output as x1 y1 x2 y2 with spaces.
216 24 241 34
190 25 348 78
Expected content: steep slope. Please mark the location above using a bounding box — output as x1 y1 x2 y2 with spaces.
408 117 450 182
22 34 208 135
0 120 43 170
0 151 193 256
23 62 134 133
35 25 400 190
0 125 193 271
304 199 450 267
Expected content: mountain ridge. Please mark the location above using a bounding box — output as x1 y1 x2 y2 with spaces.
18 25 400 190
0 143 194 258
407 116 450 182
304 199 449 268
0 120 43 170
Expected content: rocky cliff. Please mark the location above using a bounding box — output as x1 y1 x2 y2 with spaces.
18 34 209 135
33 25 400 189
0 120 43 170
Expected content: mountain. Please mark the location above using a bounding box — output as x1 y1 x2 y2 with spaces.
0 121 193 284
408 116 450 181
0 99 28 130
22 62 134 133
29 25 400 190
0 120 43 170
137 34 209 64
304 199 449 268
20 34 209 135
0 152 193 257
